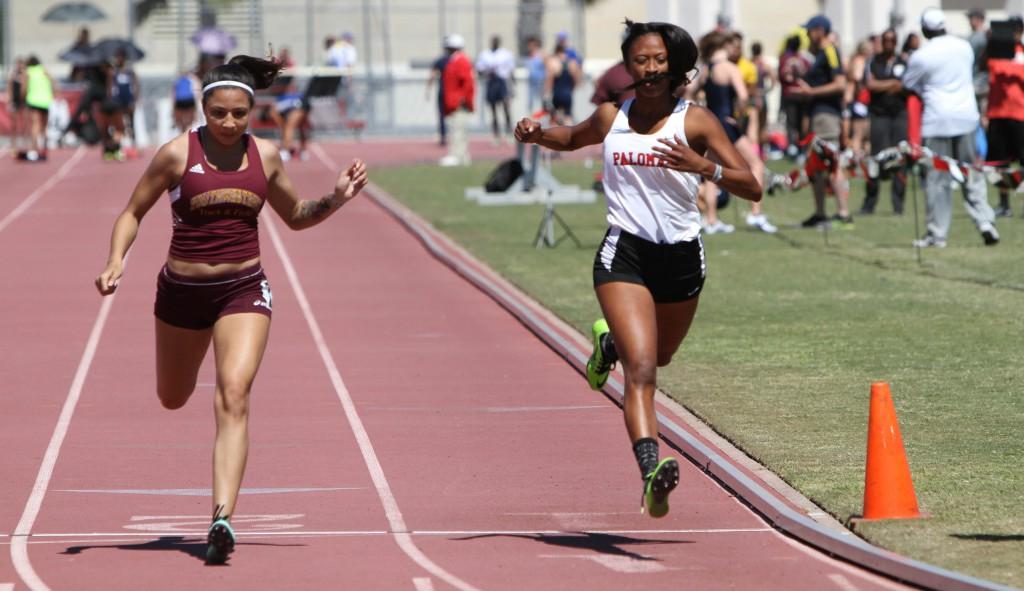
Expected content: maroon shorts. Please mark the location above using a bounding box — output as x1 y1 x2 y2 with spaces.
154 265 273 330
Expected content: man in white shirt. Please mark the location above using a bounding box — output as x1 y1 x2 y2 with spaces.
902 8 998 247
327 32 358 73
476 35 516 143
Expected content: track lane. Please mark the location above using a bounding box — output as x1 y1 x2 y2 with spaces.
0 141 917 590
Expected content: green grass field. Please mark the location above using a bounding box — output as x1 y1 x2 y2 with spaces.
373 159 1024 588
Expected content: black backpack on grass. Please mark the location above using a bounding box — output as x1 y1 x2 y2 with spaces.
484 158 524 192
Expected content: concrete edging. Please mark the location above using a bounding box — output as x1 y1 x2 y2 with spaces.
364 182 1016 591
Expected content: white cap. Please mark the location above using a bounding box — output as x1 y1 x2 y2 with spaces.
921 7 946 31
444 33 465 49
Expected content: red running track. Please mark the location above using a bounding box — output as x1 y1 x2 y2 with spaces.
0 142 911 590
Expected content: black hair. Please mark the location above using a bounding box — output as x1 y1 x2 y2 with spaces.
620 19 699 88
201 55 285 104
751 41 763 57
785 35 801 53
902 32 920 53
27 55 40 67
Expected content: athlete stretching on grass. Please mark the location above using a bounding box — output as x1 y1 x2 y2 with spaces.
94 55 367 563
515 20 762 517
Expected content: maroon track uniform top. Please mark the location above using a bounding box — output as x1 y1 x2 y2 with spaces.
168 128 269 263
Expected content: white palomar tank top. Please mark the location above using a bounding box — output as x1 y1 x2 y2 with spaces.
601 98 702 243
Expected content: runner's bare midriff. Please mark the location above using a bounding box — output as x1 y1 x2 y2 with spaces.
166 255 261 278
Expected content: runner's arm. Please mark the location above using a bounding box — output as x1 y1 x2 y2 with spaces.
652 105 762 202
96 137 186 294
514 101 617 151
262 138 367 230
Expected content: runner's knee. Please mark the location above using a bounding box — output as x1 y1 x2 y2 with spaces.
216 379 251 419
623 359 657 389
156 384 193 410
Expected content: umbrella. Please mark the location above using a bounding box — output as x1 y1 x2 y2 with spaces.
59 44 102 66
91 38 146 61
42 2 106 23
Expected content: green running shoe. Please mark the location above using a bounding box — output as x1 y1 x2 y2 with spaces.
642 457 680 518
586 318 618 390
205 518 236 565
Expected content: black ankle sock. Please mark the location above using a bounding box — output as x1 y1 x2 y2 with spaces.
212 504 230 523
601 332 619 363
633 437 659 479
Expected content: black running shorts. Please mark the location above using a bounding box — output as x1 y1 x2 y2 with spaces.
593 227 706 303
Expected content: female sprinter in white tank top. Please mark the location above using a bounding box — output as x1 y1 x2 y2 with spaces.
515 19 762 517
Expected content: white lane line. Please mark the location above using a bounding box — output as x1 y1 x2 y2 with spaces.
53 486 359 496
828 573 861 591
11 292 118 591
539 554 670 574
0 146 85 234
413 578 435 591
264 211 479 591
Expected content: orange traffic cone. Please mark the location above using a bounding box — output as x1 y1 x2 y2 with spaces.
859 382 924 521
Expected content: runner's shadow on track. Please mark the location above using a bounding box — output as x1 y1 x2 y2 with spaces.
453 532 691 561
61 536 305 563
950 533 1024 542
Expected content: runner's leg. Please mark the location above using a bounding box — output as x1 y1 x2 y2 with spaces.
155 317 213 409
210 312 270 518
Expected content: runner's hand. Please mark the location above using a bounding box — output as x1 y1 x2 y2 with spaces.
652 135 707 175
515 118 542 144
95 261 124 296
335 159 368 204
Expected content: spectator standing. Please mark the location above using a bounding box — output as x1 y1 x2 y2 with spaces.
327 32 358 73
789 15 852 227
439 34 474 167
476 35 516 144
860 29 908 215
191 9 236 66
750 41 776 153
524 37 547 113
902 32 924 146
172 68 201 132
109 49 140 157
22 56 54 162
555 31 582 66
966 8 989 113
985 16 1024 217
728 32 759 150
779 34 811 158
844 40 872 155
67 27 93 83
6 57 27 157
902 8 998 247
425 45 450 146
546 42 581 124
590 60 634 107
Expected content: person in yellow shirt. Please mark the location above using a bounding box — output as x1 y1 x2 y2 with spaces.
22 56 54 162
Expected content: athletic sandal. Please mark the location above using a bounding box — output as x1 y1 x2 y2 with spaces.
205 506 236 565
642 457 680 518
586 318 618 390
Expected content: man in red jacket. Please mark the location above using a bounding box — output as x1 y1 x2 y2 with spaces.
440 33 475 166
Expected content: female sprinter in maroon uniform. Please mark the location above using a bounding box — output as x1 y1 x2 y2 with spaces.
95 55 367 563
515 21 761 517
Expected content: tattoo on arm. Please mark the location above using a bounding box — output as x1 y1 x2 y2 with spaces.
298 193 338 221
